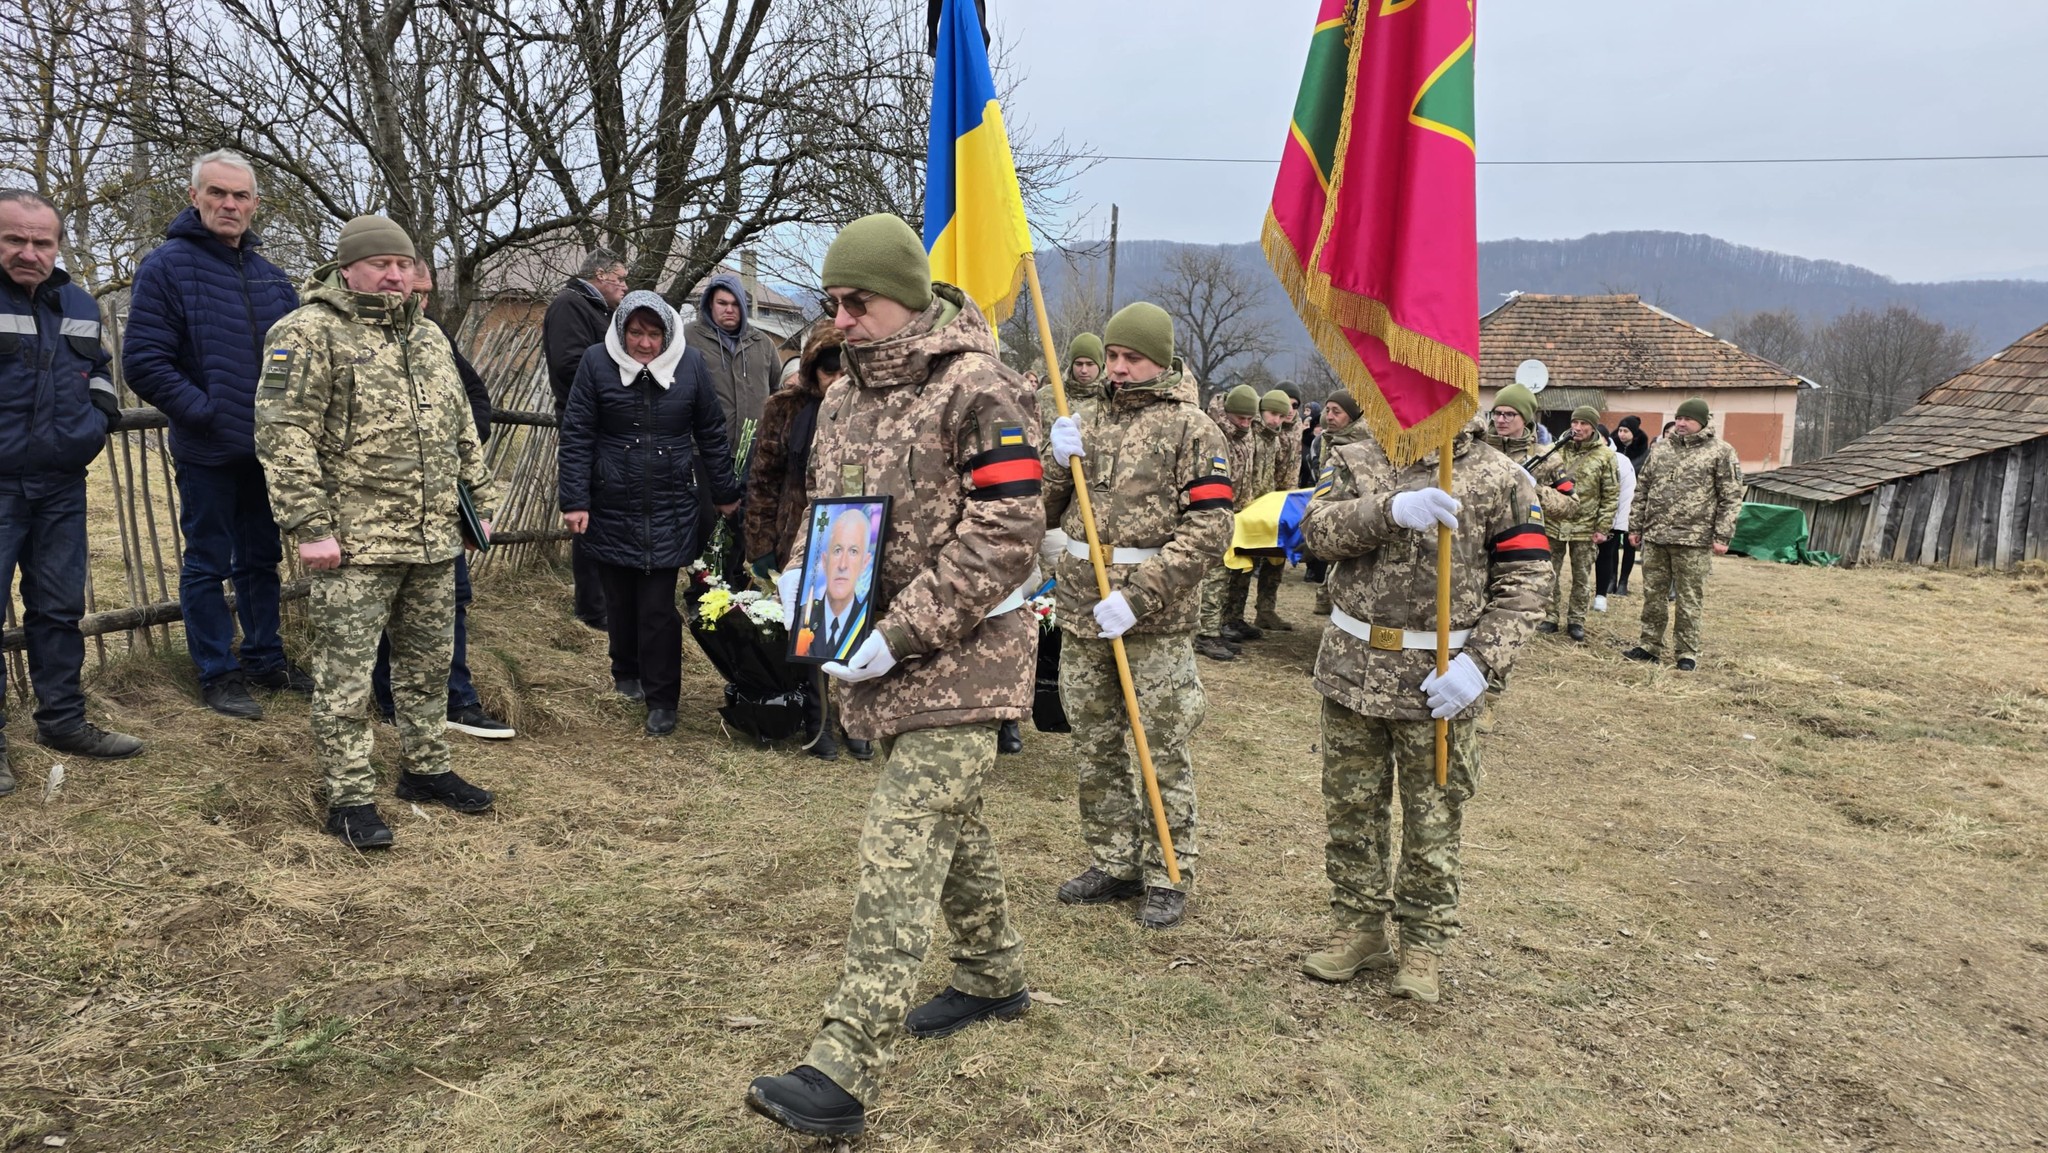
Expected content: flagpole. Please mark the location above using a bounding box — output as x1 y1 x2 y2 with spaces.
1434 429 1454 787
1025 253 1181 884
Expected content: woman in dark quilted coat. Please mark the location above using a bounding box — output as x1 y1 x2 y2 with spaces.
559 291 738 735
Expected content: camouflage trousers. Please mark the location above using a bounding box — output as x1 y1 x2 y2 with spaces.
1319 696 1480 952
1545 536 1600 626
1254 557 1285 614
1198 563 1251 636
1060 631 1203 891
805 722 1025 1108
1636 542 1713 660
308 560 457 806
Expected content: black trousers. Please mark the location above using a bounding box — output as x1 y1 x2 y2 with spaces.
572 536 608 626
1617 540 1639 592
597 564 682 709
1595 534 1620 595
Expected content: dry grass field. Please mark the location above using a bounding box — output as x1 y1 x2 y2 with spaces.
4 555 2046 1152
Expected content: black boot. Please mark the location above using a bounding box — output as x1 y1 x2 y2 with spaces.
38 722 145 760
745 1066 865 1137
614 677 645 702
395 769 495 813
844 738 874 761
248 660 315 693
997 719 1023 755
645 708 676 737
1057 866 1143 905
201 671 263 720
325 803 394 849
904 986 1030 1039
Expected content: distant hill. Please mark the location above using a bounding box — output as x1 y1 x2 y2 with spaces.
1029 231 2048 381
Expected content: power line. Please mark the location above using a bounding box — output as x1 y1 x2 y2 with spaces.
1090 152 2048 167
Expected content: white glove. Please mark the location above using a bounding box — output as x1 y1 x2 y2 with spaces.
1420 653 1487 719
1390 487 1461 532
777 567 801 624
1092 590 1137 639
1049 416 1085 467
822 630 897 683
1040 526 1070 567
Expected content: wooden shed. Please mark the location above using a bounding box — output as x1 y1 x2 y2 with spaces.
1745 319 2048 568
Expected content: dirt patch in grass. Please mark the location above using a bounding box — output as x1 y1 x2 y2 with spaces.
4 558 2046 1151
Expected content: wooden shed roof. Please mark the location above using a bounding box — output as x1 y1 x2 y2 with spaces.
1748 319 2048 502
1480 293 1811 394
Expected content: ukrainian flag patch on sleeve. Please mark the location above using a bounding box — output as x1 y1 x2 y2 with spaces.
260 348 294 391
997 423 1026 448
1211 453 1229 477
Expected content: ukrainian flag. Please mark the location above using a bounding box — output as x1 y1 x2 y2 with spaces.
925 0 1033 325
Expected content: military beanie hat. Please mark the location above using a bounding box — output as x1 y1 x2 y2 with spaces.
335 215 416 266
1260 389 1292 415
1571 404 1601 425
1324 389 1363 420
1495 383 1538 426
1677 397 1711 423
1104 302 1174 369
1224 384 1259 416
1068 332 1104 366
822 213 934 311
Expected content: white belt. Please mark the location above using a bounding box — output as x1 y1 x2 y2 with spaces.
1329 607 1469 652
1065 539 1163 565
985 579 1033 618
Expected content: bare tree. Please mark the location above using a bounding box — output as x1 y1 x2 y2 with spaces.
1715 308 1809 371
1800 305 1975 458
1147 245 1275 392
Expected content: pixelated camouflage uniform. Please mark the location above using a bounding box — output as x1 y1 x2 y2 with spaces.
1044 362 1232 892
1484 429 1580 525
255 264 493 807
1631 424 1743 661
788 285 1041 1109
1200 414 1267 637
1301 423 1547 951
1255 414 1305 617
1035 367 1104 432
1543 433 1619 628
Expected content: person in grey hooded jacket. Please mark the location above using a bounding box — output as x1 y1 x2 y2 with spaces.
683 272 780 463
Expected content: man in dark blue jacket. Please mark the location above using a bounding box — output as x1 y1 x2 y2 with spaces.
0 189 145 795
123 151 307 720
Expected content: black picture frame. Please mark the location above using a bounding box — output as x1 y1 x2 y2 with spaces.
788 495 892 665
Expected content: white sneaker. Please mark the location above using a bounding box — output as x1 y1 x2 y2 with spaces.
1593 595 1608 612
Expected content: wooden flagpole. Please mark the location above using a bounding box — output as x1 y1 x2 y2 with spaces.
1023 253 1181 883
1434 429 1454 787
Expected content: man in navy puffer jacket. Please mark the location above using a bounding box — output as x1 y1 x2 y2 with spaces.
0 189 145 793
123 152 306 720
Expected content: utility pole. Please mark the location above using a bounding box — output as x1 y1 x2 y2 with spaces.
1104 204 1119 318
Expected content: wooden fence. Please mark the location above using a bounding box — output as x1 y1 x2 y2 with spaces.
2 305 569 691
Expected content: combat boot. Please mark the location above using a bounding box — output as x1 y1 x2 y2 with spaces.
325 803 394 850
745 1066 864 1137
1138 886 1187 929
1221 619 1262 643
997 719 1023 755
1058 866 1143 905
395 769 495 813
904 986 1031 1039
1300 925 1396 982
1389 941 1441 1003
1255 609 1295 632
1195 635 1237 662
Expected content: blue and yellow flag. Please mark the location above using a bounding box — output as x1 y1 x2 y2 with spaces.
925 0 1033 325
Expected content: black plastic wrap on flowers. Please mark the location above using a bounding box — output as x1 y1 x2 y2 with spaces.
1032 624 1070 733
687 615 810 743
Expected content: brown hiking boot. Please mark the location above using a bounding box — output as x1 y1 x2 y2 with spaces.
1254 609 1295 632
1389 941 1441 1003
1300 926 1396 982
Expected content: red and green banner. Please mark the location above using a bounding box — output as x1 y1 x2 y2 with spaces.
1265 0 1478 465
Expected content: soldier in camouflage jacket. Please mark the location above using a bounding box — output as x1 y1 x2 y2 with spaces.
255 217 497 849
1541 406 1621 635
748 215 1039 1140
1296 419 1547 1003
1482 382 1580 526
1198 385 1266 653
1253 388 1305 631
1043 302 1232 929
1625 398 1744 669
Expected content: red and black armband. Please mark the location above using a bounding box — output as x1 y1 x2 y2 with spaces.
965 431 1043 500
1181 473 1234 511
1488 522 1551 563
1552 477 1574 495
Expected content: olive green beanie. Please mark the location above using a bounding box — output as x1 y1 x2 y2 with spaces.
1103 302 1174 369
1676 397 1711 424
1224 385 1259 416
1324 389 1362 420
1067 332 1104 366
1495 383 1537 426
1260 389 1292 416
1571 404 1601 425
335 215 415 266
821 213 933 311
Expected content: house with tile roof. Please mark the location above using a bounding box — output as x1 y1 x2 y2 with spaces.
1480 293 1814 473
1745 319 2048 568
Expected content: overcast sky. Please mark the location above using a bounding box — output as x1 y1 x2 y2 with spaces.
991 0 2048 283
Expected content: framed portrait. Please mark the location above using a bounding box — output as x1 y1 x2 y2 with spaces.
789 495 892 665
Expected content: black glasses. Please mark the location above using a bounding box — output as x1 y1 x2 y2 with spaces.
829 290 877 318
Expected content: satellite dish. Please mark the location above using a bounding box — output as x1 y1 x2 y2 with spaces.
1514 358 1550 393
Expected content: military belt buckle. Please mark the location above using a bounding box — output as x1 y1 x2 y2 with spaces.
1368 624 1405 652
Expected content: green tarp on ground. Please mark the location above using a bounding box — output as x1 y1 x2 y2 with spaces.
1729 502 1837 566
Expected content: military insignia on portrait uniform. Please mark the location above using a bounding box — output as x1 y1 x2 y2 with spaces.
997 423 1026 448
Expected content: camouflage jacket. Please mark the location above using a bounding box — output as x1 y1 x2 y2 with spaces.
255 264 493 565
1035 371 1104 431
1266 416 1304 494
1043 365 1233 637
1545 434 1620 542
1302 427 1548 721
796 284 1041 740
1484 429 1580 525
1633 425 1744 547
1216 418 1264 511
